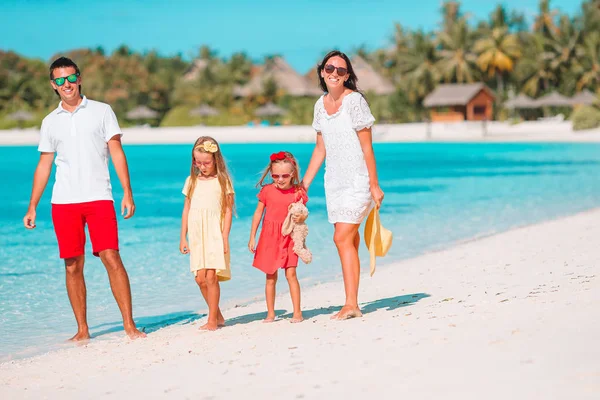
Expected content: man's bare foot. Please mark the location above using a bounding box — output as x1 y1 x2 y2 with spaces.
290 313 304 323
124 326 147 339
68 330 90 342
200 321 218 331
334 305 363 320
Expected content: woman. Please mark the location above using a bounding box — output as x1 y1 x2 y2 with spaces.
302 50 384 320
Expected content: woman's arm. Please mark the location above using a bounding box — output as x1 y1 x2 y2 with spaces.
248 202 265 253
180 197 191 253
357 128 384 208
302 133 326 191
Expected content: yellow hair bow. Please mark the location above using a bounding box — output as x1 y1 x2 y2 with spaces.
195 141 218 153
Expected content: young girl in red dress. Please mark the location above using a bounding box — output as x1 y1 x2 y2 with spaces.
248 151 308 323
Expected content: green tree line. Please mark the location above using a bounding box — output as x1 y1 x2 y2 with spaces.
1 0 599 129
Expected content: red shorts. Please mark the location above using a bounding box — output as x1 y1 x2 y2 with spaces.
51 200 119 259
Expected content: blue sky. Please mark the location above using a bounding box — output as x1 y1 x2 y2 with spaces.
2 0 580 73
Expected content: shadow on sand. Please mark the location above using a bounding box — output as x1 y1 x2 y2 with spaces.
90 310 204 338
279 293 431 321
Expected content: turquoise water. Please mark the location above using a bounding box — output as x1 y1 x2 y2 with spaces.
2 142 600 360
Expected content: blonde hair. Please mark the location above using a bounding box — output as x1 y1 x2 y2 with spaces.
256 151 301 188
187 136 235 222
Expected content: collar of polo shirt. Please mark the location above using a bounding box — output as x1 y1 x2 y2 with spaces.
57 95 89 114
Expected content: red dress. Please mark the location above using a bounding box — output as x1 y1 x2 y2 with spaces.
253 184 308 274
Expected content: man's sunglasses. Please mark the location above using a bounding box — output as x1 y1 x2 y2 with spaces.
323 64 348 77
272 174 291 180
52 73 80 86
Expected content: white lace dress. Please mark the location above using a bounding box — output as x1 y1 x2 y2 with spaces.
312 91 375 224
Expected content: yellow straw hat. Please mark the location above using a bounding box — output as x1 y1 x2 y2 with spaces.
364 207 392 276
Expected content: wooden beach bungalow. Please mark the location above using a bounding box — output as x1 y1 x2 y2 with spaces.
423 83 495 122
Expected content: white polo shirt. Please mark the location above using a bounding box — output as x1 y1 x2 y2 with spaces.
38 96 123 204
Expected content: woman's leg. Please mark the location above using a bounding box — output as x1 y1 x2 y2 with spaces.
285 267 303 322
195 270 224 329
332 222 363 319
265 271 278 322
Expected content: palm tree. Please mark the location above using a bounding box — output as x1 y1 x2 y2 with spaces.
396 31 440 103
533 0 559 37
440 1 462 33
574 31 600 91
515 34 555 97
474 27 521 94
545 15 583 93
436 18 479 83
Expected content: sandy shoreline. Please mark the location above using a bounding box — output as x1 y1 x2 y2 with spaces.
1 208 599 399
2 121 600 145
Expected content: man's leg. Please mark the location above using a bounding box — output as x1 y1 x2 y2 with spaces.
87 200 145 339
64 255 90 341
99 249 145 339
52 203 89 341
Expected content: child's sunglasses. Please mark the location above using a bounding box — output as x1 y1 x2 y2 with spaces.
52 73 80 86
323 64 348 77
272 174 291 180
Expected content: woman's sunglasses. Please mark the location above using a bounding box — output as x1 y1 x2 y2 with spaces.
323 64 348 77
52 73 80 86
272 174 291 180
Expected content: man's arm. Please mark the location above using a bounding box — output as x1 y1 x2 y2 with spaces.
107 135 135 219
23 152 54 229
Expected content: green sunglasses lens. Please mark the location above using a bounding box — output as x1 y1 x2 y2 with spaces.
66 74 78 83
54 77 66 86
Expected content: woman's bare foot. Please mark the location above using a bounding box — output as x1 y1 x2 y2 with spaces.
124 326 147 339
218 316 226 327
263 313 276 323
200 321 218 331
68 330 90 342
332 305 362 320
290 313 304 323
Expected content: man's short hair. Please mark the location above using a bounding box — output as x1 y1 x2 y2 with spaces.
49 57 81 96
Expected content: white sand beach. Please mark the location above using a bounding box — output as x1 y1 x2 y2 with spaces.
1 207 599 399
1 121 600 145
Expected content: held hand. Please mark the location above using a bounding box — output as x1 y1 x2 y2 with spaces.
370 185 384 209
180 240 189 254
223 237 229 254
301 180 309 193
122 194 135 219
23 209 37 229
292 213 307 223
248 237 256 254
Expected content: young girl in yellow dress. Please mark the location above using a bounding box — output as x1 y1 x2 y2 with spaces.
180 136 235 331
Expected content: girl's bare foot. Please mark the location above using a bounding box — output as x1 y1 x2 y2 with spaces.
200 321 218 331
290 313 304 323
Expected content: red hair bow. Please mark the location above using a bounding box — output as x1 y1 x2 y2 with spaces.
270 151 287 162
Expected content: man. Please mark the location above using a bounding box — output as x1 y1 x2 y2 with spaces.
23 57 145 341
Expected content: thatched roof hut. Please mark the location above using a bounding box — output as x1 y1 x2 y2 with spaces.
126 106 158 120
570 90 597 106
350 55 395 95
535 91 572 107
234 57 321 97
255 102 287 117
504 93 538 109
423 83 495 122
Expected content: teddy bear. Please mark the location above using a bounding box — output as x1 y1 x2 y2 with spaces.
281 200 312 264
